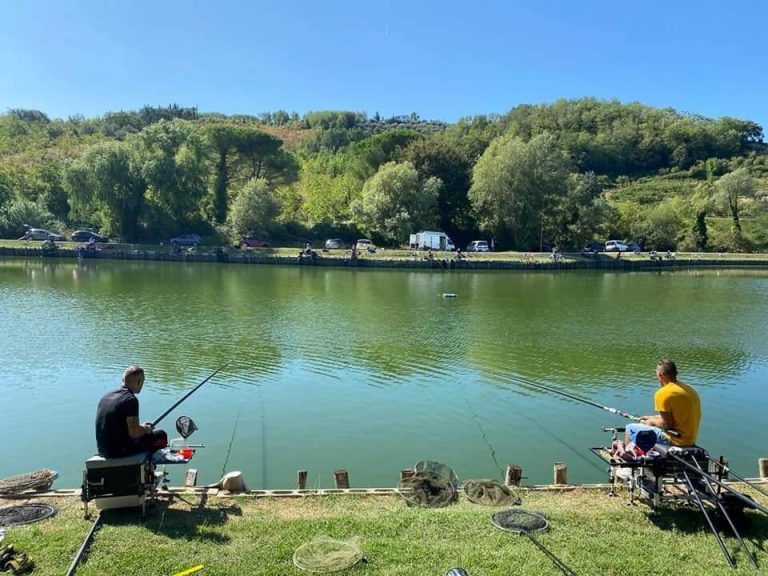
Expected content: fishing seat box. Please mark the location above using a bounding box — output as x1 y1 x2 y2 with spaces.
82 452 154 514
651 445 710 477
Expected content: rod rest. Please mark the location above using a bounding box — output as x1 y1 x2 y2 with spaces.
653 445 708 459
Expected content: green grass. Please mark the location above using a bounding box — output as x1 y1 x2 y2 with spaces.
3 488 767 575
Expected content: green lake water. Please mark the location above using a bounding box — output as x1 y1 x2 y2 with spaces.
1 258 767 489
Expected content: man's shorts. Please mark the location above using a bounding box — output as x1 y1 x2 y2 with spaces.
625 423 670 447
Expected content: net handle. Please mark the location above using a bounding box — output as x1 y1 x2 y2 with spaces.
491 511 577 576
524 533 578 576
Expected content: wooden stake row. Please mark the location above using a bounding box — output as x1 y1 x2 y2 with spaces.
296 469 349 489
293 455 745 489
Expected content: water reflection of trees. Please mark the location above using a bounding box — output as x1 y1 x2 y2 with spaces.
2 261 763 392
456 271 759 394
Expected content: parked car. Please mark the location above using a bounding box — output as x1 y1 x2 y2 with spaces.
19 228 64 241
354 239 376 253
324 238 344 249
466 240 490 252
71 230 108 243
170 234 201 247
238 236 271 249
605 240 630 252
582 241 605 254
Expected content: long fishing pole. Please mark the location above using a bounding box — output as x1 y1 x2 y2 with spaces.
501 373 641 420
65 512 103 576
152 363 229 427
704 457 768 499
666 451 768 516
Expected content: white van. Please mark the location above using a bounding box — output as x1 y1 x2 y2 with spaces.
409 231 456 251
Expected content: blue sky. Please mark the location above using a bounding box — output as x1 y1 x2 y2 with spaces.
1 0 766 130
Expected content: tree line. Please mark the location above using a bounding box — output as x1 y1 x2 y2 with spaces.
1 99 766 251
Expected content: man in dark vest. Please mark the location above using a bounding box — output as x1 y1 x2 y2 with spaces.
95 365 168 458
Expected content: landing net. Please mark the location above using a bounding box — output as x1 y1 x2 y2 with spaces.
0 503 58 526
293 536 364 573
491 509 548 534
0 470 57 495
463 480 521 506
398 471 457 508
414 460 459 487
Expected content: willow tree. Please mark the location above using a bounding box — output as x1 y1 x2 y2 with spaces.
715 168 755 237
298 152 361 225
137 119 208 232
227 177 279 239
353 161 440 243
469 132 572 250
64 141 146 240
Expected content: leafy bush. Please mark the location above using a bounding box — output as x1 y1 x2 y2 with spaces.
0 197 54 238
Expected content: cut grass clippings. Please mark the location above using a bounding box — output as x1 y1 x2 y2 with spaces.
2 486 767 575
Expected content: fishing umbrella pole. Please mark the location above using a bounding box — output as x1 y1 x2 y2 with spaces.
152 363 229 427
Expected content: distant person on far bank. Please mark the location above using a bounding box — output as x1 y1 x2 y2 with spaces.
624 359 701 449
95 365 168 458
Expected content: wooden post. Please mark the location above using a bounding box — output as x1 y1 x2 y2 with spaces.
759 458 768 479
554 462 568 485
708 456 729 479
505 464 522 486
297 470 308 490
400 469 416 482
334 469 350 489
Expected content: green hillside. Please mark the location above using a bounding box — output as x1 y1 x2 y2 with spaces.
1 100 766 252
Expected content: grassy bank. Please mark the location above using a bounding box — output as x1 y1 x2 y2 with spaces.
3 487 767 575
2 239 768 265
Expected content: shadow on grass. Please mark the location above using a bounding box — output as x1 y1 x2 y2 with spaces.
101 493 242 544
648 501 768 558
648 503 768 568
649 502 768 535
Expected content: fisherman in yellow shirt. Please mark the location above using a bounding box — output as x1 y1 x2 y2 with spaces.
625 359 702 448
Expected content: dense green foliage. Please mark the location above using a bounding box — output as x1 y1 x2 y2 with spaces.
1 100 766 250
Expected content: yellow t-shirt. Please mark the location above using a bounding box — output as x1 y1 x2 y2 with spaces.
654 381 701 446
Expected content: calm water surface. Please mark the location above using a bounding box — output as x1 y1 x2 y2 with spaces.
1 259 767 489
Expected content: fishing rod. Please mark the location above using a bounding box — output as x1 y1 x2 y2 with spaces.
501 373 682 437
665 450 768 517
65 512 103 576
152 363 229 427
703 456 768 499
501 373 641 420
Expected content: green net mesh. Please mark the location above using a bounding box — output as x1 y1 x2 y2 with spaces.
463 480 521 506
491 509 548 534
0 470 57 495
398 471 457 508
293 536 364 573
0 503 58 526
414 461 459 486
